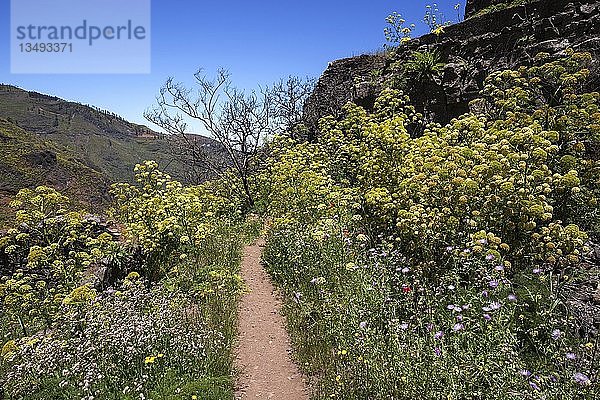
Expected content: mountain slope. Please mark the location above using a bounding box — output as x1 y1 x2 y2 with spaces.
0 84 197 184
0 84 223 224
0 118 111 224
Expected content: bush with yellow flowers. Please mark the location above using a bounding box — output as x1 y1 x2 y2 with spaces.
261 52 599 398
110 160 243 280
1 163 257 399
0 186 120 338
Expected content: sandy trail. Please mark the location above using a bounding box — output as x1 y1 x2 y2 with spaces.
234 239 309 400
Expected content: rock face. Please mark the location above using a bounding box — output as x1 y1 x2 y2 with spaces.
303 0 600 137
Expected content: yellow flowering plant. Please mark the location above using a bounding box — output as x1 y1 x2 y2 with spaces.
261 52 599 398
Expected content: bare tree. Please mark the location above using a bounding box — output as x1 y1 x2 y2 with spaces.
269 76 316 140
145 69 314 209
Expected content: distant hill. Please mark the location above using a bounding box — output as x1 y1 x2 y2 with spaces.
0 84 218 224
0 84 201 183
0 117 111 223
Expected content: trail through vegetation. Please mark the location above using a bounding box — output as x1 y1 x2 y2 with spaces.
235 239 309 400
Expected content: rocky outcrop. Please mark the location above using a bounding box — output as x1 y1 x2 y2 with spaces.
303 0 600 137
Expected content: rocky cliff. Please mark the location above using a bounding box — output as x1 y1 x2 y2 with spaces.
304 0 600 137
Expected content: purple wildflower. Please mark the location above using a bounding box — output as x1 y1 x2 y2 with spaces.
452 323 464 332
478 239 488 245
461 304 470 310
401 267 410 274
507 294 517 302
483 314 491 321
359 321 367 329
486 254 495 261
494 265 505 272
482 290 489 298
293 291 302 303
573 372 590 385
427 323 434 332
533 268 542 274
489 280 499 288
483 302 501 312
566 352 576 360
456 315 464 322
551 329 561 340
434 347 441 357
400 322 409 330
310 277 318 284
434 331 444 340
520 370 531 377
445 246 454 252
529 382 540 391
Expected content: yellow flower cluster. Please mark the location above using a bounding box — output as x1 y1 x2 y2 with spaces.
263 52 598 271
144 353 164 364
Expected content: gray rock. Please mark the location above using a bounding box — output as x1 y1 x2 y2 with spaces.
303 0 600 137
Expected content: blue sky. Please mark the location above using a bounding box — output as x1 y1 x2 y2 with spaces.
0 0 464 128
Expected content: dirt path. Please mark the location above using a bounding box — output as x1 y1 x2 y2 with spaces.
235 239 309 400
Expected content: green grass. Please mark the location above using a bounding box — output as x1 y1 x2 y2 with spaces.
468 0 533 19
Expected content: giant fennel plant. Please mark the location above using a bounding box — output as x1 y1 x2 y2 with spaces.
261 52 599 399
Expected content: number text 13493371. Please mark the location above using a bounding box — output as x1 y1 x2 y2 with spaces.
19 43 73 52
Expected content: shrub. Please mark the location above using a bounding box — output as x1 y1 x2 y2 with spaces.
1 163 256 399
2 279 233 399
261 52 599 398
110 161 241 280
0 186 120 337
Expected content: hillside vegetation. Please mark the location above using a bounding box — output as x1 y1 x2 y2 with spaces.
0 48 598 400
0 85 221 222
0 118 110 224
0 85 181 182
261 52 599 398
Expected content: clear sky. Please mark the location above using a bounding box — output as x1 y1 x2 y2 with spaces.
0 0 464 128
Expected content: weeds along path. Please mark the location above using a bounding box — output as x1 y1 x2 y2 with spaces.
235 238 309 400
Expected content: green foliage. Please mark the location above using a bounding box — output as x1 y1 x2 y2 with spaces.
261 53 599 398
2 278 240 399
404 50 446 83
0 186 119 337
265 225 598 399
110 160 242 280
1 162 257 399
